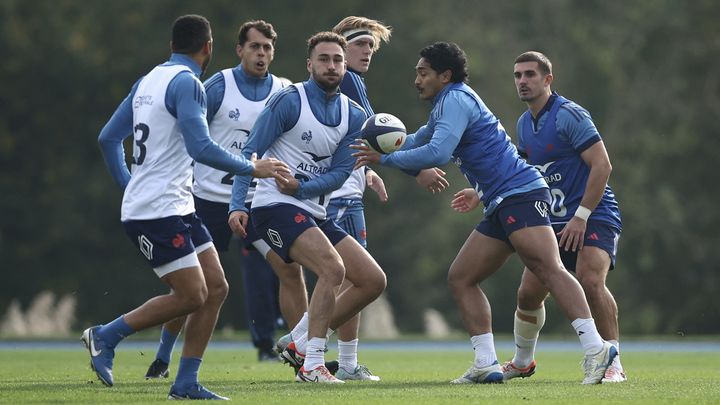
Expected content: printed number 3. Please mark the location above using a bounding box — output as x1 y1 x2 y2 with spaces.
132 123 149 165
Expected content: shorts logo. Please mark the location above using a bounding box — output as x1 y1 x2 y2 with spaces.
360 228 367 240
534 201 549 217
267 229 283 248
138 234 154 260
294 213 307 224
588 232 599 241
506 215 516 225
172 233 186 248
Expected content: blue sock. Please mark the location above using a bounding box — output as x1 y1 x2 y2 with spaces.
175 357 202 387
156 327 179 364
97 315 135 348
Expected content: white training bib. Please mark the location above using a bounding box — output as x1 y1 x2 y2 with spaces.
252 83 349 219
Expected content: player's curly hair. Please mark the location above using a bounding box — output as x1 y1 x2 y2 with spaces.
171 15 211 54
307 32 347 57
238 20 277 46
419 42 469 84
332 16 392 52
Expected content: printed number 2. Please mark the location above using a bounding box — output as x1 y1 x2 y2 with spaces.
550 188 567 217
294 173 325 205
132 123 149 165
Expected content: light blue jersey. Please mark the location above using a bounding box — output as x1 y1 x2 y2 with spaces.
517 93 621 230
381 82 546 215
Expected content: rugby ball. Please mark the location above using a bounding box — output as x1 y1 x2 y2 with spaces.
360 113 407 154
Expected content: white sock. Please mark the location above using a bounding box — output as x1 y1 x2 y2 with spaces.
338 339 358 371
470 333 497 368
303 337 326 371
512 307 545 368
571 318 604 355
290 312 308 343
291 313 309 354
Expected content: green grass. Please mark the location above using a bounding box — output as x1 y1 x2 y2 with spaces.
0 348 718 404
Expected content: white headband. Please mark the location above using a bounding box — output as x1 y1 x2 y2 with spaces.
342 28 374 43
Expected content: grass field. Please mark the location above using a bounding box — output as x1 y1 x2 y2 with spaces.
0 346 718 404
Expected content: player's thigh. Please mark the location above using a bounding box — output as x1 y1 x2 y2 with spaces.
575 246 611 286
448 229 513 285
197 245 228 291
288 227 343 279
509 225 565 275
334 235 385 288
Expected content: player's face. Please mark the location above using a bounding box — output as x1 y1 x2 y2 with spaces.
238 28 275 78
414 58 448 100
346 37 375 73
307 42 346 92
514 61 551 102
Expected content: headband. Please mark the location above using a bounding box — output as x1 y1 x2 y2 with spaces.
342 29 374 43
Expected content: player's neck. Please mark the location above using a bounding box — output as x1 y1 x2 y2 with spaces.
527 91 551 118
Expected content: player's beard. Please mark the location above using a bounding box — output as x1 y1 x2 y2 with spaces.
311 66 341 93
201 53 212 76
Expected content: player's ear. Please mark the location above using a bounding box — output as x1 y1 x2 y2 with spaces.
440 69 452 84
544 73 554 87
307 58 312 73
235 44 243 58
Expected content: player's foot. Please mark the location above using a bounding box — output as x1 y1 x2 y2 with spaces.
582 341 618 385
501 360 536 381
450 361 504 384
295 365 345 384
335 364 381 381
280 341 306 369
274 333 293 355
144 358 170 379
168 382 229 400
601 356 627 383
258 347 280 362
81 326 115 387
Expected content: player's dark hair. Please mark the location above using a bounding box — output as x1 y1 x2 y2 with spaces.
307 31 347 57
171 14 211 54
514 51 553 75
238 20 277 46
419 42 469 83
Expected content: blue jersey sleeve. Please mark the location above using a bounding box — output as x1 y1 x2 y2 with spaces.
556 103 601 153
340 71 373 117
203 71 226 123
97 79 142 189
380 92 471 170
168 72 255 177
229 87 301 212
294 104 365 200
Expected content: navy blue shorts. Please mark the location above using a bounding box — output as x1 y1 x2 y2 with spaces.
122 212 213 268
553 220 621 272
194 196 262 252
194 196 231 252
250 204 348 263
327 198 367 249
475 188 552 247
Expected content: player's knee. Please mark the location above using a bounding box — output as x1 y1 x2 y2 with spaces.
178 285 208 312
207 277 229 304
577 272 605 294
367 269 387 297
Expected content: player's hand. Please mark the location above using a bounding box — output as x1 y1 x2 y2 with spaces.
450 188 480 213
275 171 299 195
228 210 249 238
350 141 382 169
366 169 388 202
250 153 291 183
557 216 587 252
416 167 449 194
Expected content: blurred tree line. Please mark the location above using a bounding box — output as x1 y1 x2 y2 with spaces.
1 0 718 336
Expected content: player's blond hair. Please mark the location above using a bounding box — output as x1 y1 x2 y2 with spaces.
332 16 392 52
